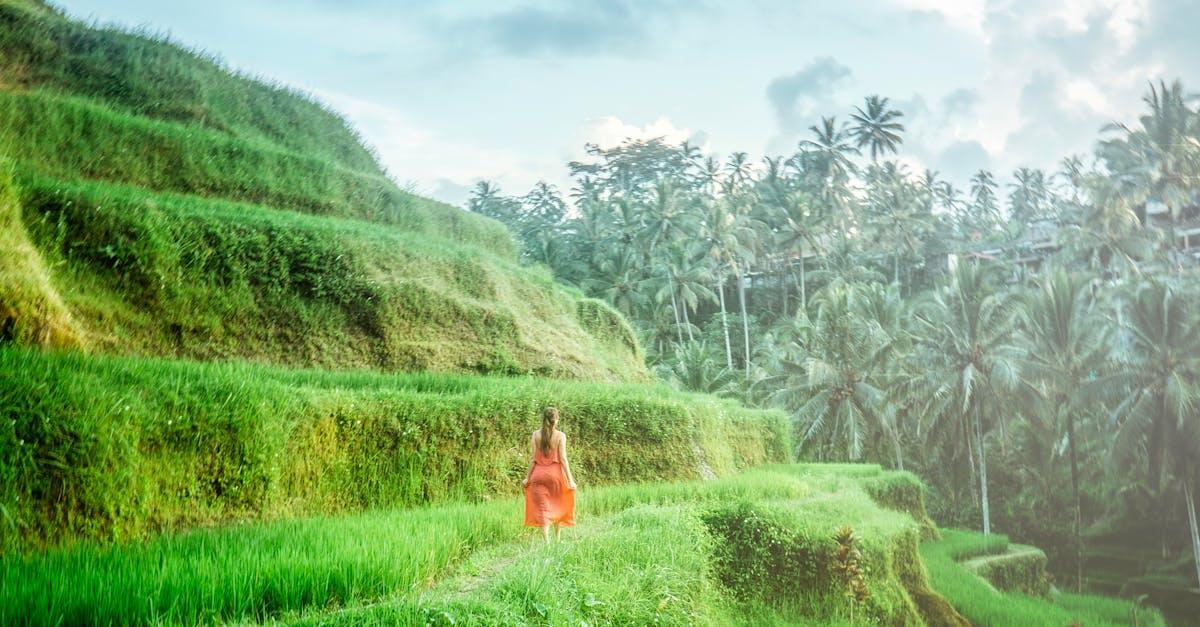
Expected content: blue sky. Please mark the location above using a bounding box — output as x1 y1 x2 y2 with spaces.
58 0 1200 207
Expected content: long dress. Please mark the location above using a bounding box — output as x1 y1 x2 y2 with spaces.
524 437 575 527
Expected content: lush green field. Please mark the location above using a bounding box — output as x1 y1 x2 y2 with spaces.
1 464 954 626
922 529 1166 626
0 346 788 553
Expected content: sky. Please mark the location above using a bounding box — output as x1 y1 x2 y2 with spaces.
57 0 1200 207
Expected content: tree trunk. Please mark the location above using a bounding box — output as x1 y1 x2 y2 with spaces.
718 274 733 369
682 299 695 342
800 255 807 311
1066 406 1084 593
668 273 684 346
975 396 992 535
782 261 789 318
891 428 905 472
893 254 899 285
738 270 751 379
1185 479 1200 589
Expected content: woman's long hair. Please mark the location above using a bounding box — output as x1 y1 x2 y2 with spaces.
539 407 559 456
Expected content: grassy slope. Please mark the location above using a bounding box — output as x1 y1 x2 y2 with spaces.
0 347 788 553
1 464 957 626
0 0 647 381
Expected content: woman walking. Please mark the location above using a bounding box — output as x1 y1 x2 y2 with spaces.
522 407 577 543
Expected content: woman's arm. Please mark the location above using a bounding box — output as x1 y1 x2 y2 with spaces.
522 434 535 487
559 433 577 490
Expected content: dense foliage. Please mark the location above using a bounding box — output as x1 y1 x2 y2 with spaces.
470 85 1200 602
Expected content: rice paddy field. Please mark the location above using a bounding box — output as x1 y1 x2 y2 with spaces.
2 463 1165 625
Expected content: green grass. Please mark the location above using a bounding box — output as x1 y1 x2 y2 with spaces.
0 0 380 172
0 90 512 252
922 529 1167 626
0 346 788 553
12 172 641 379
0 465 946 626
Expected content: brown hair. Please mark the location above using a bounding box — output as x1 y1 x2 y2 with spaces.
539 407 559 456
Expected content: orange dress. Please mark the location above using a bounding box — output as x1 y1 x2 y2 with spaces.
524 439 575 527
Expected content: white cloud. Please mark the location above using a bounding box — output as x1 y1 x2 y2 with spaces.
578 115 702 150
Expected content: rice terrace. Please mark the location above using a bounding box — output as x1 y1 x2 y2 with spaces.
1 0 1199 624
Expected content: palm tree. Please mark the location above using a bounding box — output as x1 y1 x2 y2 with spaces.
1109 280 1200 588
916 262 1021 535
850 95 906 162
699 197 759 371
771 281 905 468
774 189 823 312
800 117 860 237
1019 270 1110 591
966 170 1001 240
584 248 648 318
1100 80 1199 225
657 341 738 396
1007 167 1050 232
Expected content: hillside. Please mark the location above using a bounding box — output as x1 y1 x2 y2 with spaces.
0 0 645 381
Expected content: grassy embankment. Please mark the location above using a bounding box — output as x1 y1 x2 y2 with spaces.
923 529 1167 626
0 346 788 553
2 464 959 626
0 0 645 381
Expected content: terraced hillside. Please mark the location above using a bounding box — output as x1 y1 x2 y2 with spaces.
0 0 645 381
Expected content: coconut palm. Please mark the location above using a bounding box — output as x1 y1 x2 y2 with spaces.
1018 269 1111 591
771 280 905 468
915 262 1021 535
1100 80 1199 224
698 197 759 370
850 95 906 163
657 341 738 396
800 117 860 237
1109 279 1200 588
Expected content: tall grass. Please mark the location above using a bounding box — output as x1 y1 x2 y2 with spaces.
922 529 1167 626
0 347 789 553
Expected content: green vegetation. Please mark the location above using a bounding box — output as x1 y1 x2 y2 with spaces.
0 0 377 172
0 346 787 552
1 464 956 626
922 530 1166 626
0 90 511 249
10 172 642 378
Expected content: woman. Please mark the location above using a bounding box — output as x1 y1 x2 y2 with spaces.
522 406 577 543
